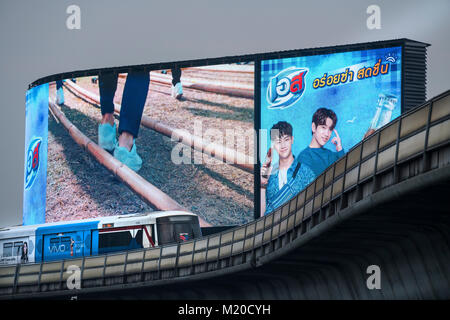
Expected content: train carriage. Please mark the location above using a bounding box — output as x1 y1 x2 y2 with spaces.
0 211 201 265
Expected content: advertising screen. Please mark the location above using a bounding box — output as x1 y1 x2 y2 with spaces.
23 84 49 225
22 40 428 230
259 46 402 217
23 63 255 227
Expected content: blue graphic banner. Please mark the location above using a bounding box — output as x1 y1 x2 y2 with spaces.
23 83 49 225
260 46 402 166
259 46 402 216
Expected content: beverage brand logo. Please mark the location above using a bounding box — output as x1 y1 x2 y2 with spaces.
384 52 398 63
179 233 190 241
25 137 42 190
267 67 308 109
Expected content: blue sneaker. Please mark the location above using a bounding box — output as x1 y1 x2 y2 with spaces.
98 123 117 152
171 82 183 100
57 87 64 105
113 140 142 172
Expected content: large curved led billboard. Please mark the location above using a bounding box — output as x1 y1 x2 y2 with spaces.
21 39 427 230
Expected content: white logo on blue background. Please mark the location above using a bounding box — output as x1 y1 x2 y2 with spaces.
384 52 398 63
267 67 308 109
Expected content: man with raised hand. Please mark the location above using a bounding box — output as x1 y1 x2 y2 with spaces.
298 108 345 177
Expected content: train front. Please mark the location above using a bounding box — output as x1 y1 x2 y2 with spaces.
155 213 202 246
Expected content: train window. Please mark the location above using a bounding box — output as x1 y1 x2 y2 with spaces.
3 243 13 257
98 230 144 254
136 229 143 247
157 223 173 245
168 216 194 222
156 216 201 245
99 232 132 249
14 242 23 256
61 237 71 243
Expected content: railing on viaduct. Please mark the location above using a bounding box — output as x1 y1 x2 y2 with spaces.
0 90 448 299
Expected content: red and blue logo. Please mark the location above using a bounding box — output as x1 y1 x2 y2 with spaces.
25 137 42 190
179 233 190 242
267 67 308 109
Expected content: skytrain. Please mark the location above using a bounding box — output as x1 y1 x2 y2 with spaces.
0 211 201 265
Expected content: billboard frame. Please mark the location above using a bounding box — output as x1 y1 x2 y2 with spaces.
27 38 429 227
252 39 428 221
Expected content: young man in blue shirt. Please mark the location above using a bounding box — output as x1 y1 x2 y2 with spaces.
260 121 315 216
298 108 345 177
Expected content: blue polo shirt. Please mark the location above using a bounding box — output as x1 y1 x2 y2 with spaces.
265 157 315 215
298 147 345 176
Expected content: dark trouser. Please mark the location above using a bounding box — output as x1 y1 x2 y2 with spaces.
99 71 150 138
171 68 181 86
56 80 63 90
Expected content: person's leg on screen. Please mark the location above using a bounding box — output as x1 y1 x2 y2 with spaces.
113 70 150 172
98 72 119 152
171 67 183 100
56 80 64 105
